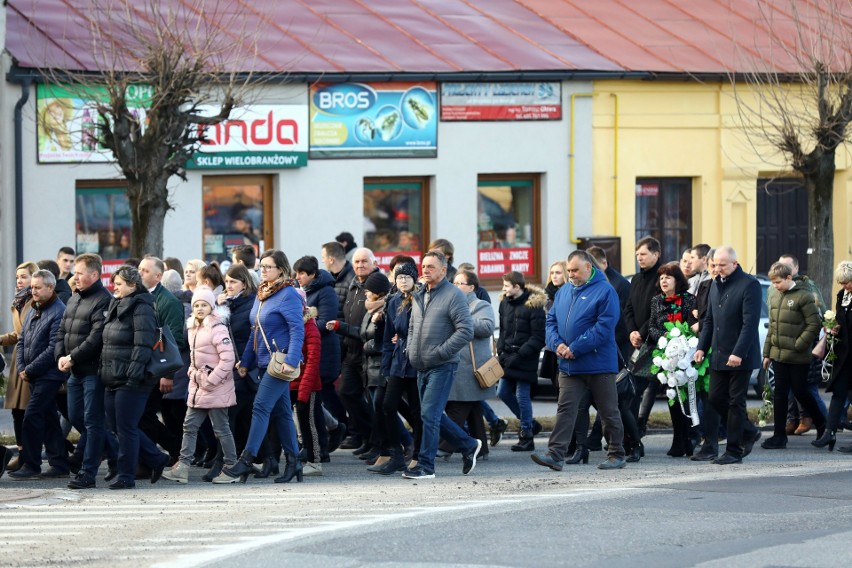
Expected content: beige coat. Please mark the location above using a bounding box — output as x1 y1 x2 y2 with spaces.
2 300 33 410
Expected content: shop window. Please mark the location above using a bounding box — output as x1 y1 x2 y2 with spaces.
477 174 540 284
363 178 428 271
202 175 273 264
75 183 132 261
635 177 692 265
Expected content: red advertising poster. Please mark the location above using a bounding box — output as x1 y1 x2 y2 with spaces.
100 259 127 292
478 247 534 277
375 251 422 274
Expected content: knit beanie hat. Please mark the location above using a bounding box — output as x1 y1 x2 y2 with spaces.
393 262 419 281
191 285 217 309
365 271 392 296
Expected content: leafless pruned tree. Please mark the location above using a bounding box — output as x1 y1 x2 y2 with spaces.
35 0 271 257
731 0 852 301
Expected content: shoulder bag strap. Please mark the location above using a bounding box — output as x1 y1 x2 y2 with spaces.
255 301 272 353
469 342 478 367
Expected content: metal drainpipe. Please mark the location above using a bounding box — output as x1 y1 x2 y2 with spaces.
569 93 593 244
14 78 33 265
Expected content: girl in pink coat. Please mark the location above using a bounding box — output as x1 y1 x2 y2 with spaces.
163 286 238 484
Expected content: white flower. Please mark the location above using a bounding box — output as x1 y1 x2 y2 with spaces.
670 327 682 337
663 359 677 372
758 420 766 428
667 376 677 387
658 337 668 349
675 370 687 386
666 388 677 400
685 366 698 379
677 358 690 370
688 337 699 348
665 342 680 359
657 373 668 384
824 310 836 320
653 356 664 368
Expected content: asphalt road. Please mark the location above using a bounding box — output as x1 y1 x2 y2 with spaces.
1 431 850 568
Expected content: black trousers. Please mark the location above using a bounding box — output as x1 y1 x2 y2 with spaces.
442 401 488 457
339 361 372 441
773 361 825 438
708 369 757 457
383 375 421 460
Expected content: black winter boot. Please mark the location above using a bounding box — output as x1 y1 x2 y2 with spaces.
511 429 535 452
274 453 304 483
221 450 255 483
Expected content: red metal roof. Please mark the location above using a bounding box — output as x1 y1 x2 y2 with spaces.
5 0 850 75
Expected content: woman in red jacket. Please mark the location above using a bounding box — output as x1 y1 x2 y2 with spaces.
291 306 323 476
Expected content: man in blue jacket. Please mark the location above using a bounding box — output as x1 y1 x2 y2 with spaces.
694 246 762 464
10 270 69 479
532 250 626 472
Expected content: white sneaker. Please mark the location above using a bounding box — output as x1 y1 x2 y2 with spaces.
303 462 323 476
161 462 189 484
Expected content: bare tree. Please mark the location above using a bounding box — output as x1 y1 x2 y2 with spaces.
34 0 267 257
731 0 852 302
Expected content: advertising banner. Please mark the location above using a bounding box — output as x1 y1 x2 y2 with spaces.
440 82 562 121
186 105 309 169
477 247 535 277
309 82 437 158
37 84 152 163
38 84 307 169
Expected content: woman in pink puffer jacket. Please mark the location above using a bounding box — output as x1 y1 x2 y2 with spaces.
162 286 238 484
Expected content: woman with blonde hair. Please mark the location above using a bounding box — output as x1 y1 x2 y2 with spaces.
1 261 39 472
183 259 207 293
813 261 852 452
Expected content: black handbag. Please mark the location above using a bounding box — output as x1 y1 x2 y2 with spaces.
616 351 635 400
147 324 183 378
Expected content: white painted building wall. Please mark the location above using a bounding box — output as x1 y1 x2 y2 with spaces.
0 77 595 330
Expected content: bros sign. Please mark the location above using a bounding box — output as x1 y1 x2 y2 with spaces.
187 104 309 170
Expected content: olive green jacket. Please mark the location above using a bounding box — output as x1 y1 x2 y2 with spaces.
763 284 821 364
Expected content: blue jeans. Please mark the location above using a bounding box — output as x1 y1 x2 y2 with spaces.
67 373 119 478
21 379 68 472
245 370 299 457
497 378 533 431
480 400 499 427
417 362 477 474
105 388 168 485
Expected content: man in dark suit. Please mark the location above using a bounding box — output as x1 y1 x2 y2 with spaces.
694 246 762 464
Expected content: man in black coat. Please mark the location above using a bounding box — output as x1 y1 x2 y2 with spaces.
588 246 631 360
623 236 663 422
321 241 356 317
694 246 762 464
10 270 69 479
497 271 546 451
56 253 116 489
327 248 379 451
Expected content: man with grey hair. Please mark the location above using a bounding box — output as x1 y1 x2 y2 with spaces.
403 250 478 479
532 250 626 472
327 247 380 452
694 246 763 464
9 269 69 479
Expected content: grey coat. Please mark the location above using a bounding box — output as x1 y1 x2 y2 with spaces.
407 278 474 370
449 292 496 401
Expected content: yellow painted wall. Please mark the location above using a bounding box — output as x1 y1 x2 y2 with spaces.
590 80 850 282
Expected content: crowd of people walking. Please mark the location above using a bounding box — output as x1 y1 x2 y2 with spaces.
1 235 850 488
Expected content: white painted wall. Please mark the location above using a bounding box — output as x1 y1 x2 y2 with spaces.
0 80 594 330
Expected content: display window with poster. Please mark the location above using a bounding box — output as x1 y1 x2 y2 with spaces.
75 182 132 261
477 174 540 285
202 175 273 265
363 177 429 272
